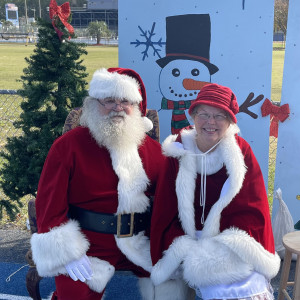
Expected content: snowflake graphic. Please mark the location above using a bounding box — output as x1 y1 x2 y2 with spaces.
130 22 166 61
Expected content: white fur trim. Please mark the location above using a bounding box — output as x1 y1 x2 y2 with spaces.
182 237 253 287
89 68 142 103
139 277 194 300
30 220 90 277
143 116 153 132
138 277 155 300
109 145 150 214
86 257 115 293
115 232 152 272
154 279 196 300
151 235 195 286
215 228 281 279
162 134 185 158
201 124 246 238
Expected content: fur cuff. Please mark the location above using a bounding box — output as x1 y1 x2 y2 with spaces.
138 277 155 300
215 228 281 279
86 257 115 293
154 279 195 300
139 278 195 300
151 235 195 286
182 237 252 287
31 220 90 277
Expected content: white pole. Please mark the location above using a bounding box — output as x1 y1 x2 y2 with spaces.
38 0 41 18
24 0 28 25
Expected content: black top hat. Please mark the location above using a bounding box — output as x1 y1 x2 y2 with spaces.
156 14 219 75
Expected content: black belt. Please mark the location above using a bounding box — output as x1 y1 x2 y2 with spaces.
68 205 151 238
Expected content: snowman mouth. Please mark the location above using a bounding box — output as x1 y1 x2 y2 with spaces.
169 87 198 98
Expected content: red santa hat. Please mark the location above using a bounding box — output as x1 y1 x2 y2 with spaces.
188 83 239 123
89 67 147 117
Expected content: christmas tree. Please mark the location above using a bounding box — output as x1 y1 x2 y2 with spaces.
0 5 88 219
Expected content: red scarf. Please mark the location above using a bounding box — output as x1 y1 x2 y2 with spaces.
161 98 196 134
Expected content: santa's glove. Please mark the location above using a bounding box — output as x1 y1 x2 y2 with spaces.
65 254 93 282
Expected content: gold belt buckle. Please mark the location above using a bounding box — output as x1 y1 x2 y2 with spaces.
117 213 134 238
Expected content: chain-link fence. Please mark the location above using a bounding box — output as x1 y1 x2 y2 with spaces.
0 90 31 223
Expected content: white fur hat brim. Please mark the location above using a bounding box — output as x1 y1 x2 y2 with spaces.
89 68 143 103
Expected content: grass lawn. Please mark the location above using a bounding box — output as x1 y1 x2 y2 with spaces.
0 43 284 101
271 49 285 103
0 43 118 90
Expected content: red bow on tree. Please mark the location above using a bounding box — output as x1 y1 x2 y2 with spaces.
49 0 74 41
261 98 290 138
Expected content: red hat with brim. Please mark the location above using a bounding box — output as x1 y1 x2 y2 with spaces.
188 83 239 123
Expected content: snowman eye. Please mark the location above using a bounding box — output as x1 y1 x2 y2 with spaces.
191 69 200 76
172 68 180 77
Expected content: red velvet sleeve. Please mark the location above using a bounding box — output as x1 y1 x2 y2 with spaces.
150 156 185 265
35 140 71 233
220 137 275 253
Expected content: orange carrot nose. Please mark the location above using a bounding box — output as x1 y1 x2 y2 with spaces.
183 79 210 90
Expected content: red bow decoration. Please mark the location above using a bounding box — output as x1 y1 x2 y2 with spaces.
49 0 74 41
261 98 290 138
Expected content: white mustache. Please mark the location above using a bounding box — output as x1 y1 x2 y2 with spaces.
108 111 127 118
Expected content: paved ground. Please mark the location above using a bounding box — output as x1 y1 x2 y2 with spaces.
0 228 296 299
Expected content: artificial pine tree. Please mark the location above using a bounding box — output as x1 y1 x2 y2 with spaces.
0 14 88 219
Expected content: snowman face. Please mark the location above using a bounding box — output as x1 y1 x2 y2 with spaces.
159 59 211 101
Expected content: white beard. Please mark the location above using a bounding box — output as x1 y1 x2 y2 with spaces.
80 97 146 150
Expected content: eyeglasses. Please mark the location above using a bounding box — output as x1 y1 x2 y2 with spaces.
97 98 132 110
195 112 228 121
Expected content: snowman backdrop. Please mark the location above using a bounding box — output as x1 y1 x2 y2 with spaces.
119 0 274 186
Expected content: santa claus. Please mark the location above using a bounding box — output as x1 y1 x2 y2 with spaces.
30 68 192 299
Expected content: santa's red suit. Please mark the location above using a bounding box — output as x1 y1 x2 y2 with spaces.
32 127 163 299
150 125 280 293
31 125 165 299
31 68 193 300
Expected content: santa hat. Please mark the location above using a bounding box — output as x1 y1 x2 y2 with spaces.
89 68 147 116
188 83 239 123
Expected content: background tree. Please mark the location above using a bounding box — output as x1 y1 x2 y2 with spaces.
87 20 110 44
0 20 13 31
274 0 289 43
0 17 88 219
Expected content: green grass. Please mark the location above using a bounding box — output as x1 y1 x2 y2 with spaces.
271 49 285 103
0 43 118 90
0 43 284 101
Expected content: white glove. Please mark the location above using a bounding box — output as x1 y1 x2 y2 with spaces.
65 254 93 282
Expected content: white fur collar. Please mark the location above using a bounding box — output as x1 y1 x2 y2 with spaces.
162 125 247 238
108 144 150 214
